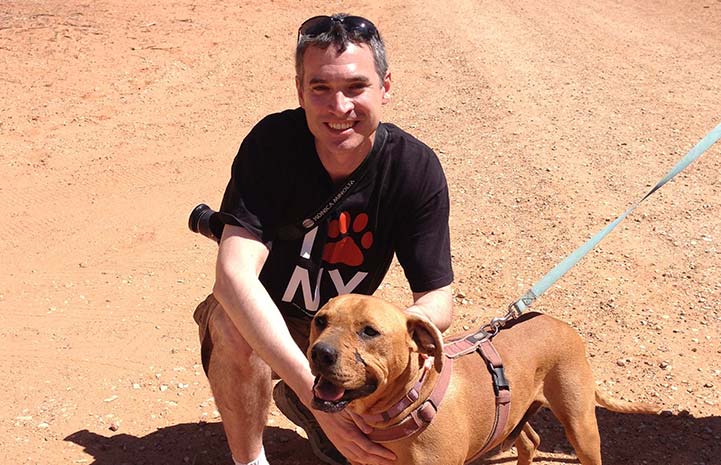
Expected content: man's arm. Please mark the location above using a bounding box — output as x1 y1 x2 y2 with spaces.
405 285 453 332
213 225 315 397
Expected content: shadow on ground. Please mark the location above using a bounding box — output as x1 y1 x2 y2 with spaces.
66 409 719 465
65 423 310 465
477 408 719 465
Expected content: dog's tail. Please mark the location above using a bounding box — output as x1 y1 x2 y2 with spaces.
595 389 662 415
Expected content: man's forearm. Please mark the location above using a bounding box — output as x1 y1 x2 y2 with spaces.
213 226 316 405
407 284 453 332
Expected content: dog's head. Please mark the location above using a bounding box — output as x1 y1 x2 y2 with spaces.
307 294 444 414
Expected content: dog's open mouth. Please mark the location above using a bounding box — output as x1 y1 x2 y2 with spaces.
311 375 377 413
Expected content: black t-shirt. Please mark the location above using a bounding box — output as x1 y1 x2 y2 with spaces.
215 108 453 318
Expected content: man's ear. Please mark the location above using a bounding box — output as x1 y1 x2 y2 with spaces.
407 314 444 370
381 71 391 104
296 75 305 108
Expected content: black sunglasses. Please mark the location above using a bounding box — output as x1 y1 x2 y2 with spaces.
297 15 379 42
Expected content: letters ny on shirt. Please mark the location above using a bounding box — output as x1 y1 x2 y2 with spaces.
281 212 374 312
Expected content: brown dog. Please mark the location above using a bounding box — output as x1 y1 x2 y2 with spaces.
307 294 660 465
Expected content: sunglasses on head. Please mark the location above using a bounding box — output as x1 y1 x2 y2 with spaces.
297 15 379 42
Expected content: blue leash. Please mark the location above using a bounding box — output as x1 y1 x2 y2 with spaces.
485 121 721 332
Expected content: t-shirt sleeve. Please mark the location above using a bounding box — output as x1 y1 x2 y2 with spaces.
394 152 454 293
212 128 273 245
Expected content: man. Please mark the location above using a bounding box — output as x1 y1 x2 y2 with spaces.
194 13 453 465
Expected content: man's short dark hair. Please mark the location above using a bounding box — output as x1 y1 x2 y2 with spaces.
295 13 389 85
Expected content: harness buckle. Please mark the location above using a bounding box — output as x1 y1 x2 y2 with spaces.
490 365 509 396
417 399 438 424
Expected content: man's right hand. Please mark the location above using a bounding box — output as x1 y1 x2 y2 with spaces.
314 408 396 465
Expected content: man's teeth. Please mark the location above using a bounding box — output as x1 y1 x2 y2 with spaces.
328 122 354 130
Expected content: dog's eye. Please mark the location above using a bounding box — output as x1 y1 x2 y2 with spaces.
360 325 380 339
315 316 328 330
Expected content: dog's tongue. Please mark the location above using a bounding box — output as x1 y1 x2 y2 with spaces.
313 377 345 401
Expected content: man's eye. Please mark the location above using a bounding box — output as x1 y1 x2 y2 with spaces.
360 325 380 338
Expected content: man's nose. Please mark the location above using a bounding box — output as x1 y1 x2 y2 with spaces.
329 91 353 114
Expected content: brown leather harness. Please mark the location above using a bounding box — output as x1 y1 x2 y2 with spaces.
366 326 511 460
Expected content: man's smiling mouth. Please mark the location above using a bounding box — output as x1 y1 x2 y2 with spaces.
327 122 355 131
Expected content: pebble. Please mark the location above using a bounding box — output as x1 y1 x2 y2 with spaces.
104 395 118 403
109 422 120 432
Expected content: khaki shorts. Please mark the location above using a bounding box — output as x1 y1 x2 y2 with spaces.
193 293 312 376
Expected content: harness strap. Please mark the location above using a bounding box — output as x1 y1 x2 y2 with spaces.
367 357 453 443
444 328 492 358
366 325 511 453
471 340 512 459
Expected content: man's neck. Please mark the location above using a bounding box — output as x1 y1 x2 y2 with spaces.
316 136 374 184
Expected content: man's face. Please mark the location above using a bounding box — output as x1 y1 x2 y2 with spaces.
296 42 391 162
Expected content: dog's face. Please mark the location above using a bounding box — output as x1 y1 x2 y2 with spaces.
307 294 443 414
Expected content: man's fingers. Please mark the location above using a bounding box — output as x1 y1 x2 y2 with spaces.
317 410 396 464
343 441 396 465
347 431 396 462
348 410 373 434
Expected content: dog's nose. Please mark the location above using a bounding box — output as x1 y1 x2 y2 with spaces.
311 342 337 369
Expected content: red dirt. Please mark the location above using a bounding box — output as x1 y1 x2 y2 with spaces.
2 1 719 464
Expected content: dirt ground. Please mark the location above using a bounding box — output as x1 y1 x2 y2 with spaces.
1 1 720 464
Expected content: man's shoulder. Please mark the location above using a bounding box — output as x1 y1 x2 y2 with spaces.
382 122 431 150
380 122 443 170
250 107 310 140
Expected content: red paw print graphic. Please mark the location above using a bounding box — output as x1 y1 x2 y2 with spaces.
322 211 374 266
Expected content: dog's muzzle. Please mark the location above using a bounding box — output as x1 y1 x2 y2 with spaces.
309 342 377 413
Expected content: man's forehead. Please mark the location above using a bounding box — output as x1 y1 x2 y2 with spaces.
308 73 372 85
301 43 376 79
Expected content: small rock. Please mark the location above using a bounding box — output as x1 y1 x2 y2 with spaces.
616 359 627 367
104 395 118 402
109 422 120 432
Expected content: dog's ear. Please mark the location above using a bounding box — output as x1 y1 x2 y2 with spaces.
407 314 444 371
